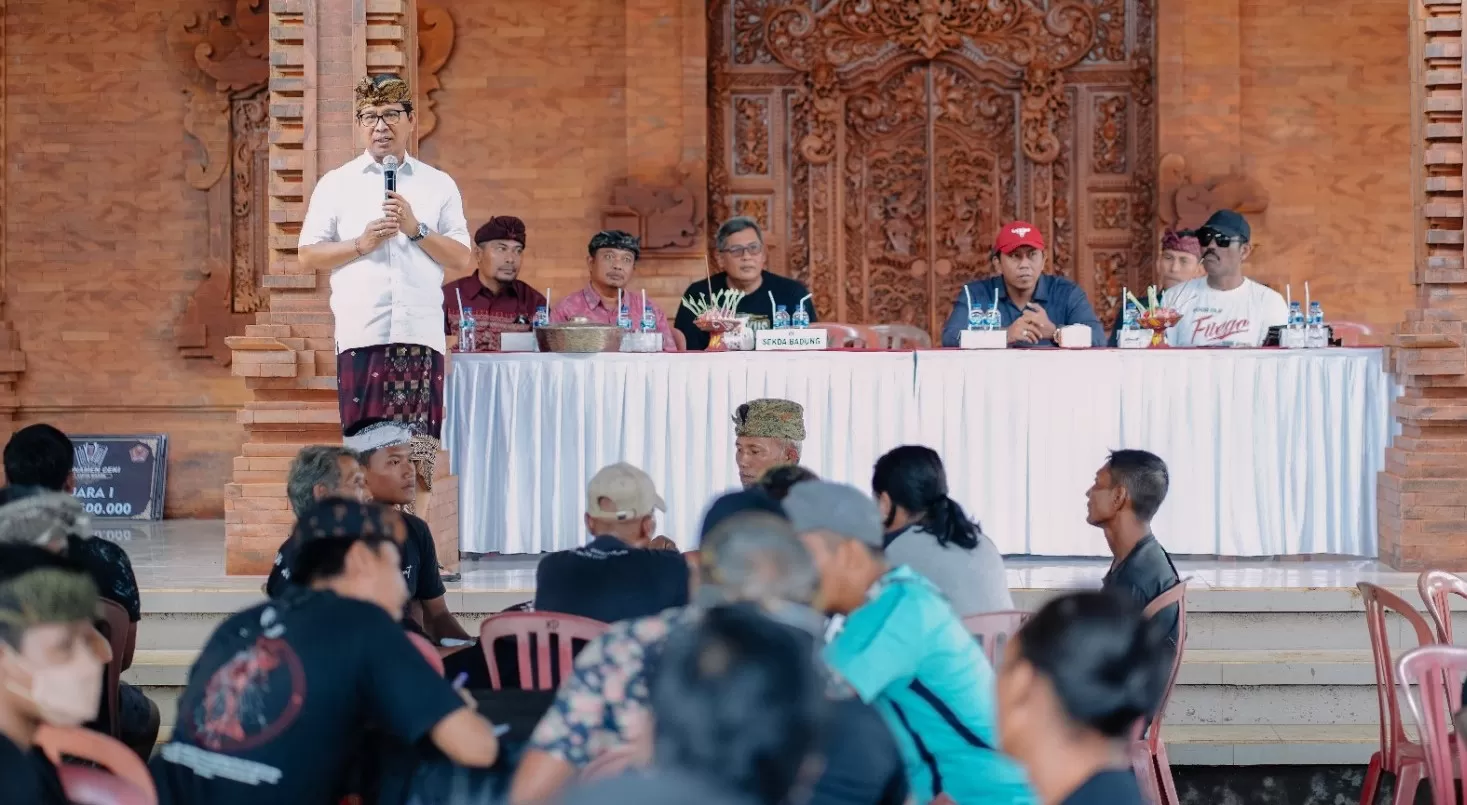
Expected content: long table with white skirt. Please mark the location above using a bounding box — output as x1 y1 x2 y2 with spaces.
445 349 1392 557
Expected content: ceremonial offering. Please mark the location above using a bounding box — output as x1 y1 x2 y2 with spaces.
534 319 623 353
620 332 664 352
959 329 1006 349
755 328 828 351
681 287 748 351
1127 287 1180 348
1056 324 1095 349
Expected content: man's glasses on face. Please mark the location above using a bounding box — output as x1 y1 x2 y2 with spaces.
358 109 406 127
719 243 764 259
1195 228 1244 249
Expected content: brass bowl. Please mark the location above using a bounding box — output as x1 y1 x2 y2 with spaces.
535 319 624 353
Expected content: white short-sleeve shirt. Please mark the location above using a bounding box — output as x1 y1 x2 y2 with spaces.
1165 276 1290 347
299 151 471 354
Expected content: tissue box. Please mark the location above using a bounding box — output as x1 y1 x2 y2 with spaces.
1056 324 1095 349
958 329 1007 350
620 332 664 353
1117 330 1151 349
755 328 828 351
499 332 539 352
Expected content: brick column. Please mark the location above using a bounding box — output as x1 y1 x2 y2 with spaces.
1379 0 1467 570
0 0 25 444
226 0 458 574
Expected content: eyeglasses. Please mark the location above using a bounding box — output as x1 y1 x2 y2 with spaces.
358 110 406 127
719 243 764 259
1196 228 1244 248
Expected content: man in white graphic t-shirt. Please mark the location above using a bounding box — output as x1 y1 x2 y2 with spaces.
1165 210 1288 347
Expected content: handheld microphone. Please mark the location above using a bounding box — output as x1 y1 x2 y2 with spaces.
382 155 398 196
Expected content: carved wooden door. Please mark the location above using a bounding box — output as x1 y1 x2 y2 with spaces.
710 0 1157 336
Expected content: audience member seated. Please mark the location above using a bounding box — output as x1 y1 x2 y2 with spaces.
784 480 1034 805
152 499 498 804
265 444 368 593
1086 450 1180 646
510 503 908 805
533 463 689 624
0 441 159 761
0 545 110 805
733 398 806 488
872 446 1013 615
753 464 818 501
996 591 1174 805
1164 210 1288 348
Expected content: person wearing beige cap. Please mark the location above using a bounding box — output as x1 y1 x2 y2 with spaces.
533 463 690 625
733 398 807 487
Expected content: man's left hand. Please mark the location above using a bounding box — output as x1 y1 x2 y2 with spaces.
383 191 421 236
1022 304 1057 339
648 536 679 552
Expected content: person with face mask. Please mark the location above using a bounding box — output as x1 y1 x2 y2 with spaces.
0 545 110 805
995 591 1173 805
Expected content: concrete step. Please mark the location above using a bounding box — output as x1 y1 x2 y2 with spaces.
1166 724 1382 766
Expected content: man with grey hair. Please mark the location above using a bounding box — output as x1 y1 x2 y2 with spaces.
733 398 806 487
783 481 1033 805
511 498 907 805
673 216 816 351
267 445 369 596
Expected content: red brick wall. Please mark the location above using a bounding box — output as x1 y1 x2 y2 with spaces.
1158 0 1413 340
3 0 246 516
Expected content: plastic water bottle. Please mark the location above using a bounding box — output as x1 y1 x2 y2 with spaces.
985 305 1001 331
532 305 549 328
1122 301 1138 331
773 304 790 329
967 302 983 330
1306 301 1327 349
1285 301 1305 348
639 303 657 334
458 309 477 352
791 303 810 329
617 301 633 331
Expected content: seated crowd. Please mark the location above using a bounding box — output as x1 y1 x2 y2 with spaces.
0 413 1184 805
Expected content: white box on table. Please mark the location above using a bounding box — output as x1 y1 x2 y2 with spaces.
620 332 664 353
958 329 1007 349
755 328 828 351
499 332 539 352
1056 324 1095 349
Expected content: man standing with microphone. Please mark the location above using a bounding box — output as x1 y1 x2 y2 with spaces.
298 74 472 509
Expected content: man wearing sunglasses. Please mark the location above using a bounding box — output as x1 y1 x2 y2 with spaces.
1164 210 1287 348
673 216 816 351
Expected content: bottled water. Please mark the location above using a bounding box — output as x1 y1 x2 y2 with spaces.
532 305 549 328
458 309 477 352
1122 301 1138 331
640 303 656 334
791 304 810 329
773 304 790 329
617 301 633 331
1306 301 1327 349
967 301 983 330
985 305 1001 331
1285 301 1305 348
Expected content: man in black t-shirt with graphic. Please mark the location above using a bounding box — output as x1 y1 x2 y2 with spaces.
534 463 689 624
153 500 498 805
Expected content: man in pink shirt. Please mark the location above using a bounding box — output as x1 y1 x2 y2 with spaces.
549 230 680 351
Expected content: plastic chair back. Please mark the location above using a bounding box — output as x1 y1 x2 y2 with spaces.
961 610 1029 666
1418 569 1467 644
1397 644 1467 805
1142 579 1190 748
1359 582 1438 772
406 631 446 676
1330 321 1372 346
870 324 933 349
35 724 157 804
57 764 153 805
808 322 885 349
96 599 130 737
478 611 609 690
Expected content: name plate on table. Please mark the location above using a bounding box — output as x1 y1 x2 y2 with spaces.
620 332 664 353
69 435 168 520
959 330 1007 349
1117 330 1151 349
499 332 539 352
756 329 829 351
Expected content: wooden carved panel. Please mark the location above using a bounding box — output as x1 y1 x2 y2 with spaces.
710 0 1158 334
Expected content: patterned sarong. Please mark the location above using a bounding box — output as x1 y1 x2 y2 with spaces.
336 343 445 440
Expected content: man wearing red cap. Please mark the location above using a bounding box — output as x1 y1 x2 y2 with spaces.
940 221 1104 347
440 216 547 349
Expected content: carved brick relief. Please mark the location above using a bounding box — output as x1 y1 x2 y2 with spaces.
602 174 703 255
1158 152 1270 232
416 6 456 145
710 0 1158 335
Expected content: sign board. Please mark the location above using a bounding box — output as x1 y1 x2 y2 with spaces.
754 328 828 351
69 435 168 520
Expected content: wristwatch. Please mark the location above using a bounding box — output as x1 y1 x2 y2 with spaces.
409 222 430 242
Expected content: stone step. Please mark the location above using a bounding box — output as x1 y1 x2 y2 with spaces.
1166 724 1381 766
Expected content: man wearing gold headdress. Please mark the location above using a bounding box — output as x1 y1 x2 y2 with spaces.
732 398 807 488
297 73 473 501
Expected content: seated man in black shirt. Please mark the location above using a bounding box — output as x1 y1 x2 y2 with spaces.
534 462 689 624
1086 449 1181 645
266 444 368 593
0 545 111 805
673 216 817 351
153 500 498 805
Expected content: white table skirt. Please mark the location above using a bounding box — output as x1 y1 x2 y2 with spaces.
446 348 1392 557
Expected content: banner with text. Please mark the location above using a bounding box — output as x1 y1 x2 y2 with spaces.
69 435 168 520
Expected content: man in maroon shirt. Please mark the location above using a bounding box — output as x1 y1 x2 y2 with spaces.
442 216 547 349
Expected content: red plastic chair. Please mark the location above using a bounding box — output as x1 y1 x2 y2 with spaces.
406 631 446 676
35 724 157 805
1135 579 1190 805
809 322 885 349
961 610 1030 666
1397 644 1467 805
1419 569 1467 644
1331 321 1372 346
478 611 609 691
96 600 130 738
1359 582 1440 805
870 324 933 349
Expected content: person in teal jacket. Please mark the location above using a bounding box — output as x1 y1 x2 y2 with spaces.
783 480 1035 805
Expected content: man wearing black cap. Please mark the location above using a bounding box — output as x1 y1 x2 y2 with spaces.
441 215 547 347
1165 210 1287 347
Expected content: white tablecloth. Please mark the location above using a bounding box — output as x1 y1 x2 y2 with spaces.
446 348 1392 556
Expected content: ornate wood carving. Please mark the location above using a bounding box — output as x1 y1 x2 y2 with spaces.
1157 152 1270 232
416 6 456 144
710 0 1158 335
603 174 704 255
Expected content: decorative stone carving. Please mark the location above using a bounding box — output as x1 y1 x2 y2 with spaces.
733 96 771 176
1092 196 1130 231
1158 152 1270 232
1092 95 1127 174
416 6 456 144
603 174 704 255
